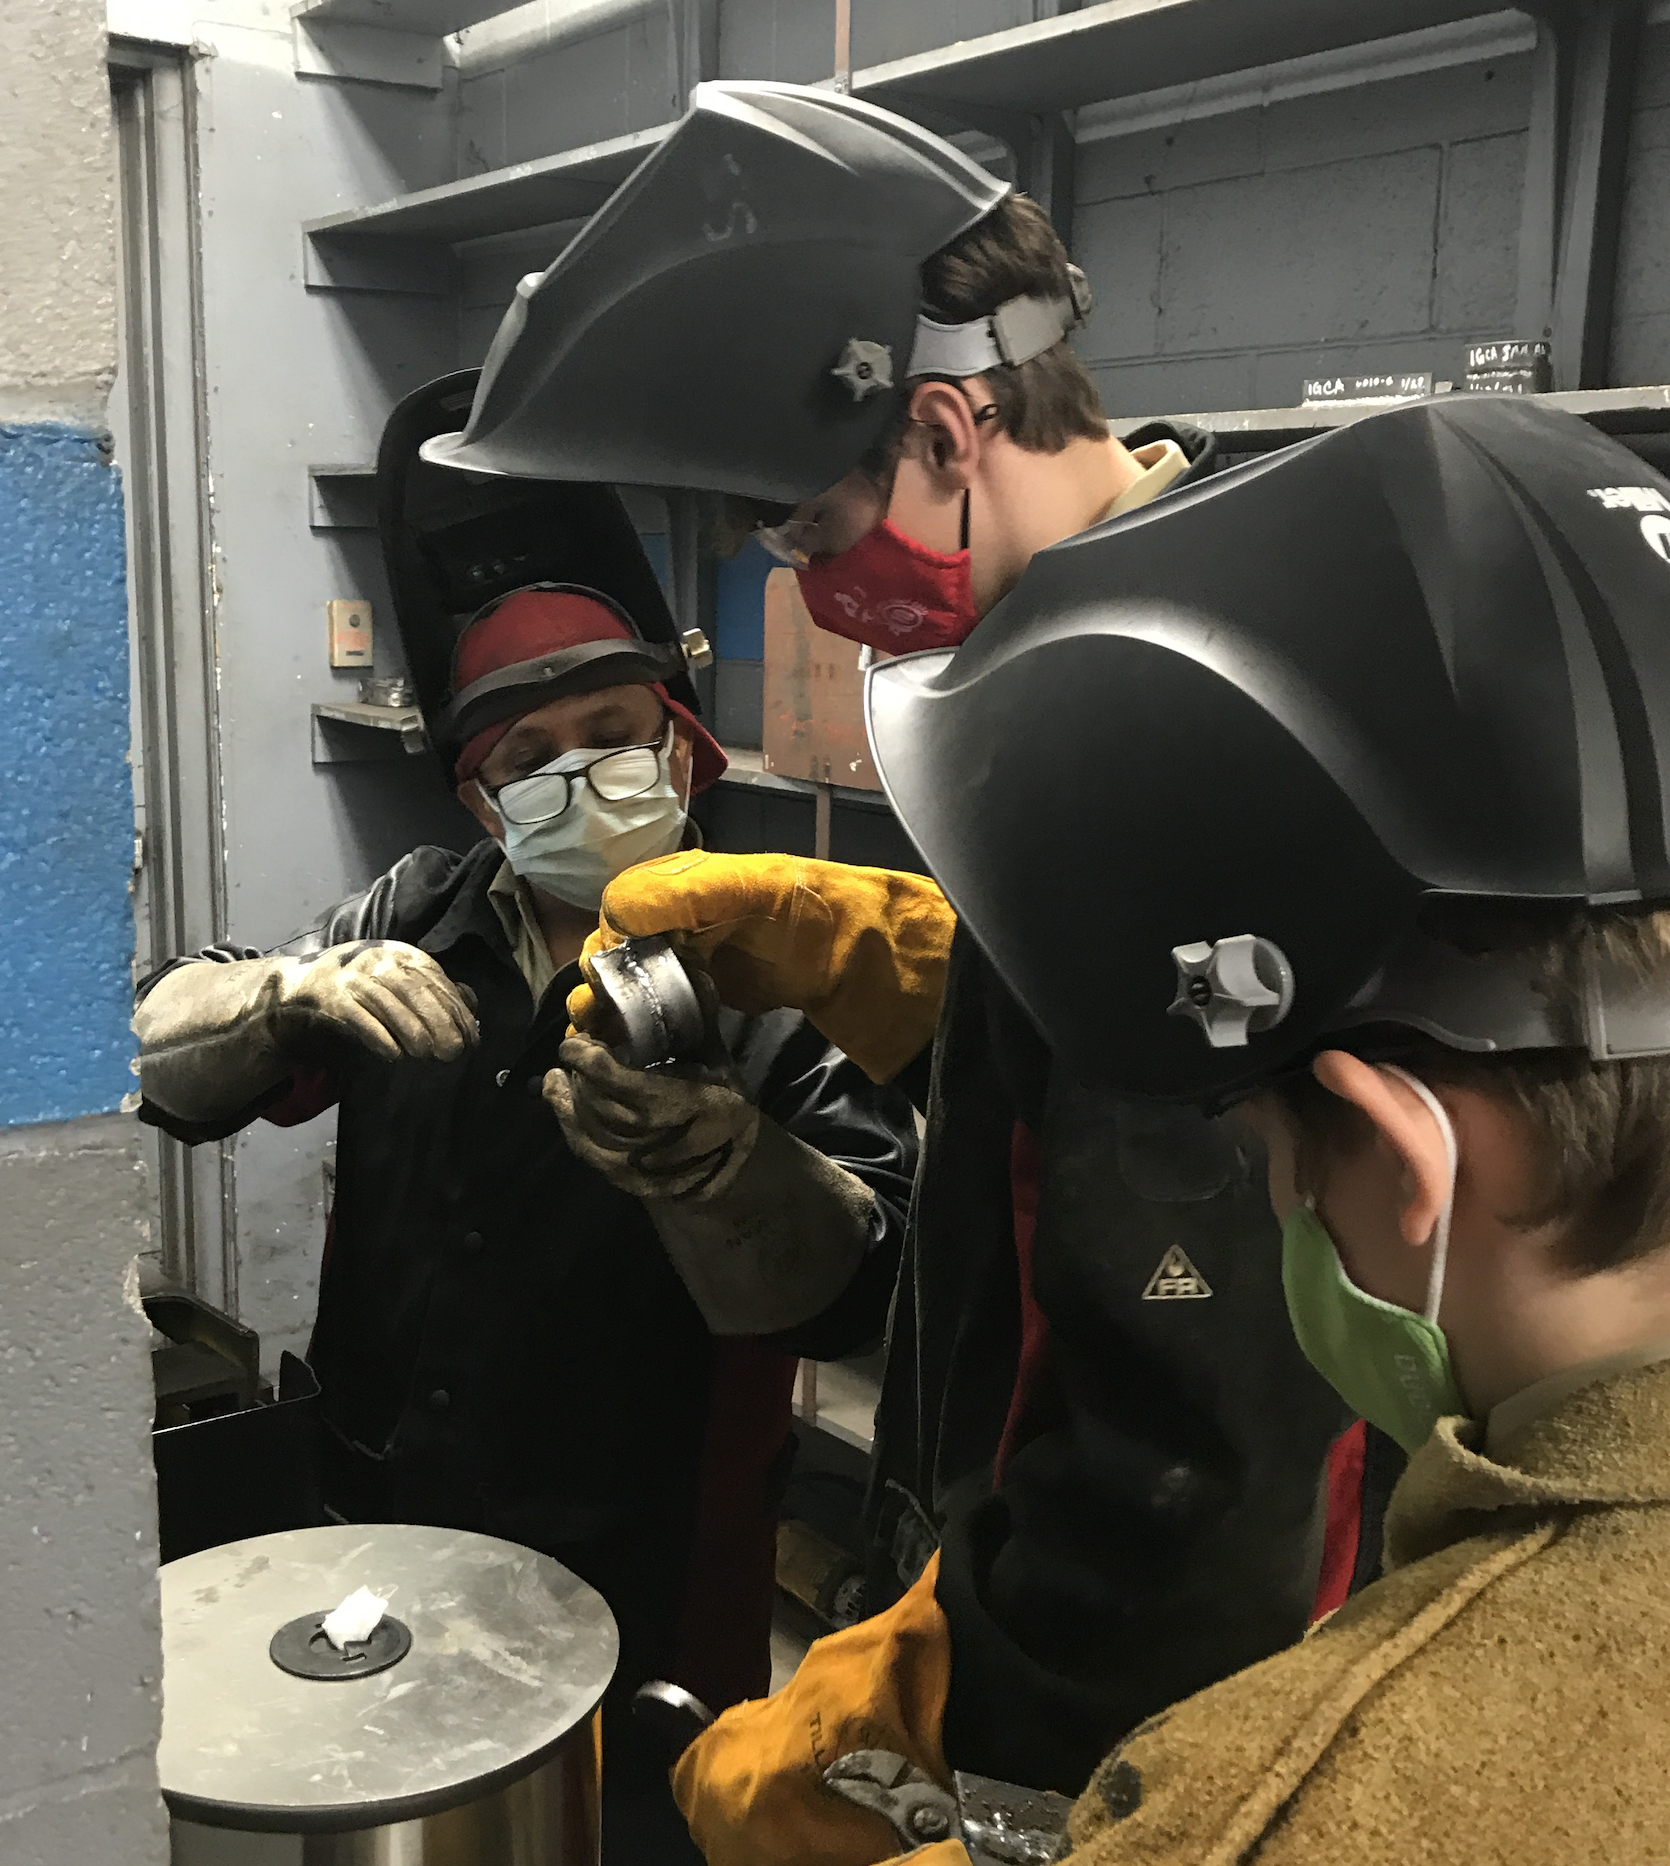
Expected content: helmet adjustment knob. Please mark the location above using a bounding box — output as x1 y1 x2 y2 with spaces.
1169 936 1295 1049
832 338 895 403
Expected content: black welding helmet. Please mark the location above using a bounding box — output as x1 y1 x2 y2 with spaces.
379 369 705 779
417 82 1015 503
866 395 1670 1104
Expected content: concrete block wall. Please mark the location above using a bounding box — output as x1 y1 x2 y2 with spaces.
0 0 167 1856
1075 49 1534 419
1613 22 1670 385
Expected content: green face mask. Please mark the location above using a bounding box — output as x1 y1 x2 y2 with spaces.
1278 1067 1465 1457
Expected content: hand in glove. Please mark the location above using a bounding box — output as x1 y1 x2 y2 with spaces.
542 1033 761 1204
137 941 477 1130
261 941 477 1064
565 850 955 1084
673 1554 955 1866
544 1031 877 1336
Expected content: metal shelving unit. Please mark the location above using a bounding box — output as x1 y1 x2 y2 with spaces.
307 464 377 530
311 701 428 763
301 0 1522 256
1112 385 1670 455
854 0 1516 123
291 0 517 31
715 746 889 811
299 0 1660 773
304 124 661 251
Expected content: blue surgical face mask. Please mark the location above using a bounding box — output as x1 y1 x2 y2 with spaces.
495 726 688 910
1279 1066 1465 1456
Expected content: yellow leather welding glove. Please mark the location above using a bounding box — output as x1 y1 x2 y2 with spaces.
672 1553 953 1866
567 851 954 1084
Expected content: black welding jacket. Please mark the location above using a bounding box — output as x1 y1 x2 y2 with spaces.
139 841 918 1714
864 419 1346 1792
871 897 1347 1797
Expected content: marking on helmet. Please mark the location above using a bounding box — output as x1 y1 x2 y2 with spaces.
1642 515 1670 564
1587 485 1670 514
1141 1246 1213 1301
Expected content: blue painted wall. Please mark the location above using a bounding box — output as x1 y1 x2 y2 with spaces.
715 537 772 661
0 425 135 1126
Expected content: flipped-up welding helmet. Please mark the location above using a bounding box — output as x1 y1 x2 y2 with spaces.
378 369 706 780
416 83 1025 504
866 395 1670 1105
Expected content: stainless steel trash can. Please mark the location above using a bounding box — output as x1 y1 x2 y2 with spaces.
160 1523 618 1864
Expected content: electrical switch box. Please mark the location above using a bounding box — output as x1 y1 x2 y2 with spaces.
327 599 374 667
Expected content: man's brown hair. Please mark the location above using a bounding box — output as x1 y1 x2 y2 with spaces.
1278 902 1670 1275
712 193 1109 551
912 191 1109 454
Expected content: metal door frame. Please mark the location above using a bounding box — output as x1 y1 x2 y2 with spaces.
110 41 237 1313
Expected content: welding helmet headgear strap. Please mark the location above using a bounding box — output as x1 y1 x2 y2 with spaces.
906 265 1094 379
434 640 686 751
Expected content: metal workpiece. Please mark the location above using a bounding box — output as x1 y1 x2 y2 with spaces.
630 1679 716 1762
159 1523 617 1851
586 935 707 1069
954 1771 1075 1866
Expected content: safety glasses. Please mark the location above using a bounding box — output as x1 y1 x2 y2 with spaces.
752 516 823 569
491 726 671 826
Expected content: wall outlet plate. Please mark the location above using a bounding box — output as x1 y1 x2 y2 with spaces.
327 599 373 667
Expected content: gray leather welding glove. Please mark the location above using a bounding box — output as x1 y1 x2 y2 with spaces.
544 1034 876 1335
136 941 478 1128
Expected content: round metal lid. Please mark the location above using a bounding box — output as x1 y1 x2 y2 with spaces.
158 1523 618 1833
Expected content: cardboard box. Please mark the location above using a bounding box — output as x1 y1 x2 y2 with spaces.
762 568 882 792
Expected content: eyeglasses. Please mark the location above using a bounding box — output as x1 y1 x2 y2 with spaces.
753 516 823 569
490 729 669 826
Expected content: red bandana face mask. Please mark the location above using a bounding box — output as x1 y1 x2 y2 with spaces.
794 516 979 654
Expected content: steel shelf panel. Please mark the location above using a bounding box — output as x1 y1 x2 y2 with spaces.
303 124 663 246
851 0 1522 121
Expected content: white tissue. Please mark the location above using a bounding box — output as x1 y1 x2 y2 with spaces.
321 1585 388 1652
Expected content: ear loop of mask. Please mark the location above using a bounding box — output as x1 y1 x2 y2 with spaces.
958 401 997 555
1380 1064 1459 1325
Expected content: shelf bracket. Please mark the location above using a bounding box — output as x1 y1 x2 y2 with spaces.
307 466 377 531
674 0 720 114
1025 112 1077 249
1515 0 1647 390
304 231 456 295
292 17 443 89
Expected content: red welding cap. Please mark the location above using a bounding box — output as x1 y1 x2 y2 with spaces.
448 585 726 790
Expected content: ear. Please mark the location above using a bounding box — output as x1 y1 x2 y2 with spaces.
903 379 991 491
1312 1050 1452 1248
457 777 506 845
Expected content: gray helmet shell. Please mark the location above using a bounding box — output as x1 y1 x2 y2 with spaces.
421 82 1008 503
